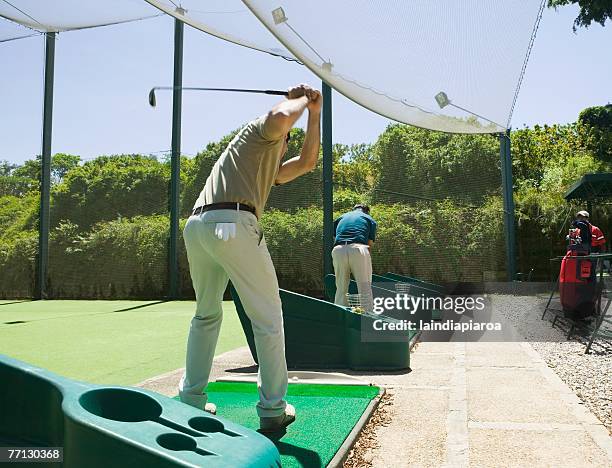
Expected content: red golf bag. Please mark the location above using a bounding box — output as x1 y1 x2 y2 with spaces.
559 221 597 320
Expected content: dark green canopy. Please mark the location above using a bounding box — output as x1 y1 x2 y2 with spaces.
564 173 612 201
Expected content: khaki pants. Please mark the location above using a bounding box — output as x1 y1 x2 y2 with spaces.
331 243 373 311
179 209 287 418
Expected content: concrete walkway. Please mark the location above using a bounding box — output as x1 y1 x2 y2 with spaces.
137 342 612 467
362 341 611 468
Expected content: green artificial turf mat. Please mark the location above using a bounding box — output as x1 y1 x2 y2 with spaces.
0 300 245 385
190 382 380 468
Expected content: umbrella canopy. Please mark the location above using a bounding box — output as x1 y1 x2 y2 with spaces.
564 173 612 202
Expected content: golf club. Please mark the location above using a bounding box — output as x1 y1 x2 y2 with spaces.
148 86 289 107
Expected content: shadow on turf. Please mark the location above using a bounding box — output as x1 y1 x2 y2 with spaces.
224 365 413 379
262 431 323 467
0 300 165 312
226 364 259 373
1 300 170 324
113 301 167 312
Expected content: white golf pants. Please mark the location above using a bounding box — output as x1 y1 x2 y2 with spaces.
179 209 287 418
331 243 373 311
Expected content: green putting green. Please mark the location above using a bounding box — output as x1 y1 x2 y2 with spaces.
0 300 245 385
195 382 380 468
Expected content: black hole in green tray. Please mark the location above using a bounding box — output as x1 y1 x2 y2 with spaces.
156 433 215 457
156 433 197 451
79 388 162 422
189 416 241 436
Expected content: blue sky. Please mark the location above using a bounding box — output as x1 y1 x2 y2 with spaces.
0 4 610 165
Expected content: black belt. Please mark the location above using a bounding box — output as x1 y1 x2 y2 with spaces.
192 202 256 216
335 240 357 246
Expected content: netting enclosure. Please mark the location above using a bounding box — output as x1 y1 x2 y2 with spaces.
2 1 545 131
0 1 547 298
152 0 545 133
0 0 162 38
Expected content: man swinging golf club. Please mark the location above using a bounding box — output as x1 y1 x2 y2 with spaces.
179 84 322 433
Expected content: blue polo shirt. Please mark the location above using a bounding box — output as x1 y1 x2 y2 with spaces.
334 210 377 245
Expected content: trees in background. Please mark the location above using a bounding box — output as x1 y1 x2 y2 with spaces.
51 154 170 230
548 0 612 30
578 104 612 163
372 125 501 205
0 104 610 297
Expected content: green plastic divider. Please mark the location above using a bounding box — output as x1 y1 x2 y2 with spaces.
0 354 280 467
231 286 411 371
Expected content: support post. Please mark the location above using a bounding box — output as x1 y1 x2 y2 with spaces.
169 19 183 299
500 130 517 281
35 32 55 300
322 82 334 277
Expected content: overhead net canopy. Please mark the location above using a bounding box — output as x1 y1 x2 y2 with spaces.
2 0 544 134
0 15 36 42
150 0 544 134
243 0 545 133
0 0 162 41
144 0 294 60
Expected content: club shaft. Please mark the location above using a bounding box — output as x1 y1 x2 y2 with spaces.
153 86 288 96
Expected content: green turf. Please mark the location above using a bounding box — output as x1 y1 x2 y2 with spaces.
0 300 245 385
197 382 379 468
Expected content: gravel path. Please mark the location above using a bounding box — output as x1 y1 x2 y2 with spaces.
492 294 612 433
344 392 394 468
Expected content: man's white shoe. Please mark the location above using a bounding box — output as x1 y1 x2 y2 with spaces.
204 402 217 415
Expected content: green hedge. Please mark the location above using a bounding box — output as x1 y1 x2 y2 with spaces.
0 198 506 299
0 231 38 298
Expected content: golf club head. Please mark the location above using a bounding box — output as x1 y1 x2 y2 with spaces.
148 88 157 107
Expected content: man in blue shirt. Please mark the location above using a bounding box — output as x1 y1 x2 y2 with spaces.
332 204 377 310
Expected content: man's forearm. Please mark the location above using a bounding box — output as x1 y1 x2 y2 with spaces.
300 110 321 168
274 110 321 184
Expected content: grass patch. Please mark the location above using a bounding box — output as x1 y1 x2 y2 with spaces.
0 300 245 385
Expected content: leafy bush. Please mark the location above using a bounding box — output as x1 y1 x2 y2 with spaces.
51 155 170 230
0 231 38 298
45 216 170 299
261 208 324 293
0 193 38 241
0 176 37 198
372 124 501 204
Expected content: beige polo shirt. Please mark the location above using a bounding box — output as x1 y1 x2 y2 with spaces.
193 115 284 219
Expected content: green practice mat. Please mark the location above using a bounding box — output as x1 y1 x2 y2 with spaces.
185 382 380 468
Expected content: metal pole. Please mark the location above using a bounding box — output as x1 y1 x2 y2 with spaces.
36 32 55 300
322 82 334 277
500 130 517 281
169 19 183 299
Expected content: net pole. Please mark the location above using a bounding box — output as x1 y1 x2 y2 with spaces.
322 81 334 277
35 31 55 300
168 18 183 300
500 130 517 281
